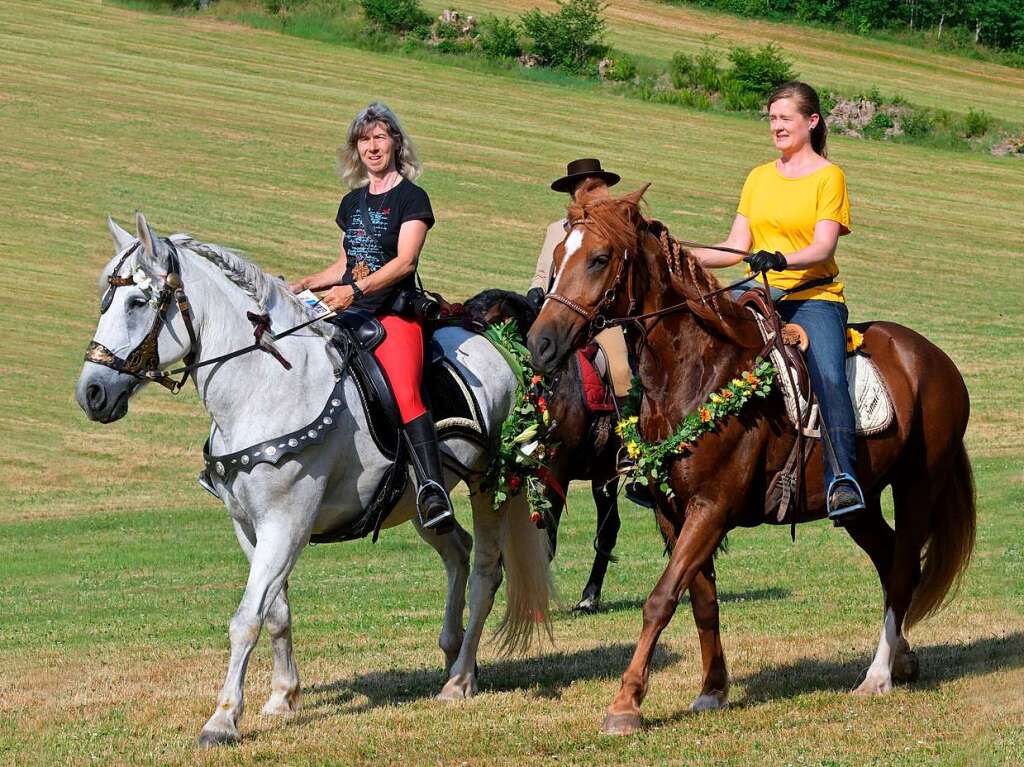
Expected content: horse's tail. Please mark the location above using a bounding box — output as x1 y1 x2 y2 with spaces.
494 491 554 655
905 439 976 629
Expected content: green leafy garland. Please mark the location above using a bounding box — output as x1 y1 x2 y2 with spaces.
615 358 777 496
481 320 556 524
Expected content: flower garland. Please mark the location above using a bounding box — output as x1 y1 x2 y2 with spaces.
615 358 777 496
481 320 556 524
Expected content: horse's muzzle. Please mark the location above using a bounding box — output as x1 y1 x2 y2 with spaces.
75 365 133 423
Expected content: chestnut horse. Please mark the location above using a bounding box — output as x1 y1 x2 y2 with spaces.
527 187 976 735
463 289 623 613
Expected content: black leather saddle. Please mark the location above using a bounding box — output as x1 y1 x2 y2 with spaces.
330 309 487 460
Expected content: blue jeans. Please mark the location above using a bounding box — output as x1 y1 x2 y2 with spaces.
776 299 858 491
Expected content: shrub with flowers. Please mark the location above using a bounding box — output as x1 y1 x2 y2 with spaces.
616 358 776 496
481 320 557 525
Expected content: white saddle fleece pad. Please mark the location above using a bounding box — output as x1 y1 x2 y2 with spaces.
773 349 893 436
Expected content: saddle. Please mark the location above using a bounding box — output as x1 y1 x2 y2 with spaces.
734 290 894 525
309 309 487 543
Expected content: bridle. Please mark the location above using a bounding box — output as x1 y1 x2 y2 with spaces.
544 217 645 334
544 218 767 339
85 240 199 393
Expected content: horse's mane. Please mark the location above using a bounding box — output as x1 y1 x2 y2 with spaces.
566 189 723 312
169 234 337 341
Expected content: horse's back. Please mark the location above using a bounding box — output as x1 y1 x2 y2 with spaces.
434 326 518 435
860 319 970 443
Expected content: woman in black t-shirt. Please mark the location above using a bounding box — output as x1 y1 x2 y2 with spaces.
290 103 454 534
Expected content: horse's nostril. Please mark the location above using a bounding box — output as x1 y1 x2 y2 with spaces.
538 336 552 357
86 383 106 411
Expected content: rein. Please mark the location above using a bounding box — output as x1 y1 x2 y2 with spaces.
85 239 337 394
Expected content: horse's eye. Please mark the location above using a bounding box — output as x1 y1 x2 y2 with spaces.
126 295 149 310
588 252 610 270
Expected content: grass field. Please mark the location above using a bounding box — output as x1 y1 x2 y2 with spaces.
1 1 1022 764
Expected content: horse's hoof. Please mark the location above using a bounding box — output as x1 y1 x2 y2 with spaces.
600 711 642 736
437 676 476 701
690 691 728 712
852 673 893 696
892 649 920 683
261 693 301 716
198 727 240 748
573 595 600 614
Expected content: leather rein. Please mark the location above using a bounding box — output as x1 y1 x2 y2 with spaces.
545 220 753 335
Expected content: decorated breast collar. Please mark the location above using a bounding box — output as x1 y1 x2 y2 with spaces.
203 377 346 482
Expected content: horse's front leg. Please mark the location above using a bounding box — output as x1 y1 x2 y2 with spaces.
575 477 621 614
414 517 473 675
601 499 726 736
229 519 303 717
688 559 729 711
199 517 310 748
437 489 505 701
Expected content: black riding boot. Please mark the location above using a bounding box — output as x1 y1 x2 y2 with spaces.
403 413 455 534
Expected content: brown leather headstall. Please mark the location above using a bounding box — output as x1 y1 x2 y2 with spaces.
85 241 198 393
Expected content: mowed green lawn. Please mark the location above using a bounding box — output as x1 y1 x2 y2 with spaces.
1 1 1022 765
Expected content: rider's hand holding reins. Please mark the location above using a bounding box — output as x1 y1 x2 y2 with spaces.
744 250 788 273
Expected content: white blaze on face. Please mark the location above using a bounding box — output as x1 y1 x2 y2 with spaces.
547 227 585 300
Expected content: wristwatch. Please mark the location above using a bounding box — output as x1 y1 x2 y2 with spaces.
350 282 365 301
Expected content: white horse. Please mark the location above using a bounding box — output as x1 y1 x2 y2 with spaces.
75 213 552 747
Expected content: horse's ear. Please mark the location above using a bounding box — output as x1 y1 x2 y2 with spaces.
622 183 652 207
135 211 166 273
107 216 134 253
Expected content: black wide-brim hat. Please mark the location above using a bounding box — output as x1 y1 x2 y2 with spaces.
550 158 621 193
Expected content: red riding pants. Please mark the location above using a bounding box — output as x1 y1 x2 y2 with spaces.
372 314 426 424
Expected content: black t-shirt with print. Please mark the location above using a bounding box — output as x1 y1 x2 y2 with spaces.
335 178 435 313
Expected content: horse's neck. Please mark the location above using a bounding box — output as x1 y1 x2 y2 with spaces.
634 239 755 420
181 254 337 449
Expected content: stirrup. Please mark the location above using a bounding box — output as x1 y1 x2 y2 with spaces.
826 474 865 525
416 479 454 531
197 470 220 500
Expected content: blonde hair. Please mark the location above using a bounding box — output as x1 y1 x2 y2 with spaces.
337 102 422 189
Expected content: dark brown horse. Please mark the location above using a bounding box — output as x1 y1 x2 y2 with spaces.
462 289 625 613
526 187 976 735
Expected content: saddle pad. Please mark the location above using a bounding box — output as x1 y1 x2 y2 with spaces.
772 348 893 436
576 346 615 414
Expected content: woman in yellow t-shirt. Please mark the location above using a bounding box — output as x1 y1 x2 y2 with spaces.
689 81 863 525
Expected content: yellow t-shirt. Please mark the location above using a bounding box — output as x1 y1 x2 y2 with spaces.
737 161 851 302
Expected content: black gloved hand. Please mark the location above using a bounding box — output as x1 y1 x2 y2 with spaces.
744 250 788 273
526 286 546 311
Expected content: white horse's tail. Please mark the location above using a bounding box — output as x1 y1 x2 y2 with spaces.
494 491 554 655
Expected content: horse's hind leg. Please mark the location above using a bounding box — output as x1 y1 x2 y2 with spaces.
414 518 473 675
852 491 923 696
437 490 504 701
199 518 309 747
575 479 621 614
688 559 729 711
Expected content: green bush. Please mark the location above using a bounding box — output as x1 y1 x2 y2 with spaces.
669 47 722 91
359 0 430 35
862 111 893 140
819 89 837 117
726 42 796 100
720 79 763 111
961 107 994 138
479 15 521 59
520 0 607 72
900 108 935 139
603 54 637 81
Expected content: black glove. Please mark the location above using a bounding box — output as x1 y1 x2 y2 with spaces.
744 250 788 273
526 286 546 311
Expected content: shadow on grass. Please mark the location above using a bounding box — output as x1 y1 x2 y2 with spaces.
572 586 791 616
303 642 680 714
737 630 1024 704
